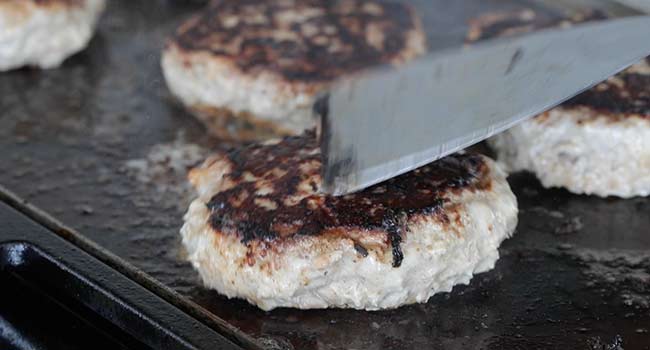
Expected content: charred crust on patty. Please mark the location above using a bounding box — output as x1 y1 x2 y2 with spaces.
201 131 492 268
562 63 650 119
170 0 424 83
467 9 649 121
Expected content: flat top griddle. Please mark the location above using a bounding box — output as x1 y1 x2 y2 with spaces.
1 0 649 349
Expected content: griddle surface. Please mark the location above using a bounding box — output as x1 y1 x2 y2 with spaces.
1 1 649 349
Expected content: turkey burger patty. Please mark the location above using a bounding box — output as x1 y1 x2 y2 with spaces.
468 10 650 198
161 0 426 140
181 133 518 310
0 0 105 71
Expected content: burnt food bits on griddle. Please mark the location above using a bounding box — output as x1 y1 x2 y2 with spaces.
161 0 426 140
467 10 650 198
181 132 518 310
0 0 105 71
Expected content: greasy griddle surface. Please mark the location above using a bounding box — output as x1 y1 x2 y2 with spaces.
0 1 649 349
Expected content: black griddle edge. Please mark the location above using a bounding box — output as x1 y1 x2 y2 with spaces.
0 184 261 350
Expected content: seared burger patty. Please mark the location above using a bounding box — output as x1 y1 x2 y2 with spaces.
468 10 650 198
162 0 426 140
181 133 518 310
0 0 105 71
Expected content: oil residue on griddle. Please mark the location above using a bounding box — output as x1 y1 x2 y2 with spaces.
123 130 209 211
563 248 650 309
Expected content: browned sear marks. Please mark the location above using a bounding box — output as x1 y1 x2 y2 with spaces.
205 132 492 267
172 0 421 82
563 61 650 118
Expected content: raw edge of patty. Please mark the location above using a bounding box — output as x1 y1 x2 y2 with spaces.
161 0 426 140
180 135 518 310
0 0 106 71
467 9 650 197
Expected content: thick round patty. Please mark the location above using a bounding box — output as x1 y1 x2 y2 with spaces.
182 133 518 310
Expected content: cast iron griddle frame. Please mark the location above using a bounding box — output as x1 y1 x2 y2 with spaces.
0 196 246 350
0 185 262 350
0 1 649 349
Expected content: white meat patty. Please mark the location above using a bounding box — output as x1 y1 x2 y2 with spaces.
181 132 518 310
0 0 105 71
161 0 426 140
468 10 650 198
